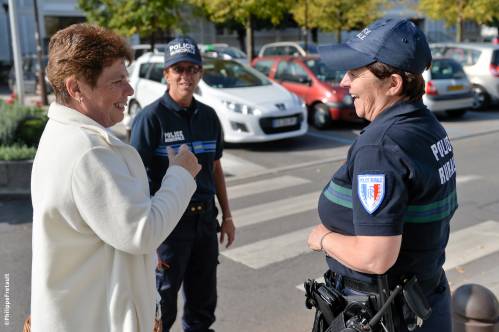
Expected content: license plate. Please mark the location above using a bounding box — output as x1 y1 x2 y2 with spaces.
447 85 463 91
272 117 298 128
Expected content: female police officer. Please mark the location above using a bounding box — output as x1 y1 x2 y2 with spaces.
308 18 456 331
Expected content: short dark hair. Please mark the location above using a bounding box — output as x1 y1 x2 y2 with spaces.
47 23 132 104
367 62 426 102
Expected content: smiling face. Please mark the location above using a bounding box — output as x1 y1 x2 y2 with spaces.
164 61 202 107
340 67 395 121
78 58 134 127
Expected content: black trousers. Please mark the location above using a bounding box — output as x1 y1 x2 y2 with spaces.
156 204 219 332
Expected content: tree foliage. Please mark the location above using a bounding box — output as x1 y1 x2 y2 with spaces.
419 0 499 41
77 0 184 44
190 0 292 58
191 0 290 26
291 0 385 42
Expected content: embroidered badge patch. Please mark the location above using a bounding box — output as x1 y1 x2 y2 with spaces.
357 174 385 214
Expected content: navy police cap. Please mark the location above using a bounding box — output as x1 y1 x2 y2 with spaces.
164 36 202 68
318 17 432 74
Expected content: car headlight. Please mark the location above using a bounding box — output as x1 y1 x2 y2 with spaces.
324 94 353 108
342 95 353 105
291 93 306 108
221 100 261 115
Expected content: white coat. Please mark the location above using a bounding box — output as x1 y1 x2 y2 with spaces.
30 102 196 332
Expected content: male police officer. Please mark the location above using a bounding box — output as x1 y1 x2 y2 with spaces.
131 36 235 332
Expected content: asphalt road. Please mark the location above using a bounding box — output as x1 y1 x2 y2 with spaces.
1 109 499 332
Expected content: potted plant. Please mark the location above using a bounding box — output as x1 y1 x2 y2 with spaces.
0 95 47 195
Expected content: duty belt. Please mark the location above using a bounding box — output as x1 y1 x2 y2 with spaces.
185 200 212 215
330 269 443 295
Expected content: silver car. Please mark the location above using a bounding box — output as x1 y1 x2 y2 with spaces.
430 43 499 109
422 57 474 118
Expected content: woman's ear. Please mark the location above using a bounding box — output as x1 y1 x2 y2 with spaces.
387 73 403 96
65 76 81 102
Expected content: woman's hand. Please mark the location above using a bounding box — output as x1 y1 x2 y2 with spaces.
167 144 201 177
308 224 332 252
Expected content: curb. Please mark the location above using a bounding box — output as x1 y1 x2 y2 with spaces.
0 160 32 197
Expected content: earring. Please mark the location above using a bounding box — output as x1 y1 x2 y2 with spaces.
78 97 83 103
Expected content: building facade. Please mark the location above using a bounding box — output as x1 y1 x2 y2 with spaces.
0 0 484 64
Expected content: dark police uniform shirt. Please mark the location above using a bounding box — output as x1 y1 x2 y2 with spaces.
130 92 223 201
318 100 457 285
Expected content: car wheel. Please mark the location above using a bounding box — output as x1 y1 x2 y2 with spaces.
129 101 142 118
472 85 489 110
312 103 332 129
445 109 466 118
123 100 142 132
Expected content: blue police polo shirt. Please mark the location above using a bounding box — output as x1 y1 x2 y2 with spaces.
130 92 223 201
318 100 457 284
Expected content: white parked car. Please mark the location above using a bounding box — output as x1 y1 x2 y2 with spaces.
124 53 308 143
422 57 474 118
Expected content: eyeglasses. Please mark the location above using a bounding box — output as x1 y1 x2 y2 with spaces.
170 65 202 75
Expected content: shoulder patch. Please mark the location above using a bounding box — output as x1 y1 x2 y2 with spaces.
357 174 385 214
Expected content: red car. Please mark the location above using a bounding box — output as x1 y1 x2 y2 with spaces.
251 55 360 128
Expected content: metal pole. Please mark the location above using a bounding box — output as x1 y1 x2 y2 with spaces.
304 0 308 52
8 0 24 104
33 0 48 105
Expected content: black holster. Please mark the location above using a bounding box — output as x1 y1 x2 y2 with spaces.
305 272 433 332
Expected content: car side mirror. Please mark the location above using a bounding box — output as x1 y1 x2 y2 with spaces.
298 76 312 86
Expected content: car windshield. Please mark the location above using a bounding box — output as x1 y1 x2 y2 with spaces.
203 60 271 88
215 47 246 59
430 59 466 79
301 43 319 54
304 58 345 83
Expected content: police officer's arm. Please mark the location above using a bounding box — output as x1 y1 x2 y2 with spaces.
213 119 235 248
214 159 235 248
309 225 401 275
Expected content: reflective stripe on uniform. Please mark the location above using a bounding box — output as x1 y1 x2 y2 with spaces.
323 181 457 223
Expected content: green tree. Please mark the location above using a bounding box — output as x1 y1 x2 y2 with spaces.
419 0 499 42
190 0 292 59
78 0 184 47
291 0 385 43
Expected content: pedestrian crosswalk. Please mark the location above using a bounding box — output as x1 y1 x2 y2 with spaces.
443 220 499 271
227 176 310 200
233 192 320 228
220 172 498 295
223 226 314 269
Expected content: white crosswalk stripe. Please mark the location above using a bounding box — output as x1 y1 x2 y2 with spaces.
232 191 320 228
227 176 310 199
221 152 266 177
456 175 482 184
443 220 499 270
222 227 314 269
